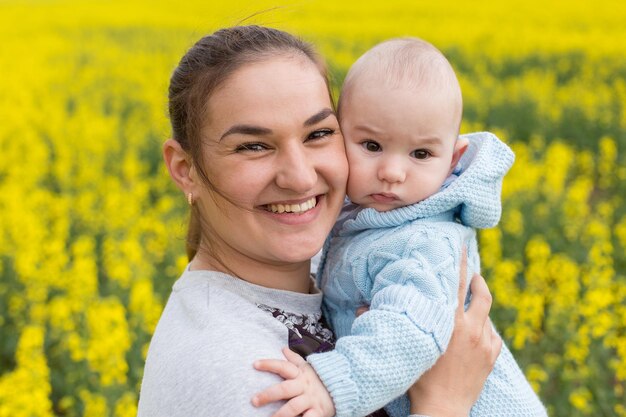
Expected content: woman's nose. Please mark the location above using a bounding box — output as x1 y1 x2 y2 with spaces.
275 144 317 192
377 158 406 183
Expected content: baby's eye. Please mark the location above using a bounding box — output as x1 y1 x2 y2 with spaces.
411 149 431 159
235 142 269 152
362 140 381 152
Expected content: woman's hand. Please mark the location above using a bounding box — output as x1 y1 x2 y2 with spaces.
407 249 502 417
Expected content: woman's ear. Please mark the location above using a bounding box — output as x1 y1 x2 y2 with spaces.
448 137 469 175
163 138 196 193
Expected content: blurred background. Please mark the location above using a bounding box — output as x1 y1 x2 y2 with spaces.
0 0 624 415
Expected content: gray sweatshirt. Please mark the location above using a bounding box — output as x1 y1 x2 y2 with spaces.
137 267 333 417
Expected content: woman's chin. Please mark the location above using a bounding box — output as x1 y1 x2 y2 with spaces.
281 249 321 265
270 240 324 266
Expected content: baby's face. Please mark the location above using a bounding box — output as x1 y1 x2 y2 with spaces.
340 83 461 212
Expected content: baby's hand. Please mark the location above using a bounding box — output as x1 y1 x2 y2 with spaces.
252 347 335 417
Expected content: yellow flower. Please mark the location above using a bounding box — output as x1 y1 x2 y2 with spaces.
502 208 524 237
129 278 163 333
86 298 131 386
80 390 108 417
525 236 551 262
0 326 53 417
598 136 617 189
114 393 138 417
525 364 548 393
569 387 592 413
615 216 626 251
479 228 501 270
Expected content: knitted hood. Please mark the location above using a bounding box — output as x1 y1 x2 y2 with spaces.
341 131 515 233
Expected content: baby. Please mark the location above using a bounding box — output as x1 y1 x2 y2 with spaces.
254 38 547 417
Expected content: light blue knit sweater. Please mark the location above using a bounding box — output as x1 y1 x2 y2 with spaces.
308 132 547 417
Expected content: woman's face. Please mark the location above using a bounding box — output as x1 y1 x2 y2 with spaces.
193 54 348 274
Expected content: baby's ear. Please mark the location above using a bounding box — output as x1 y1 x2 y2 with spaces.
448 136 469 175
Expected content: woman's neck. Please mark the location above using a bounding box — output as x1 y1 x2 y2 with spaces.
189 249 313 294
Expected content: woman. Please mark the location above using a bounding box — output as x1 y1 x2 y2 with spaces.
137 25 501 417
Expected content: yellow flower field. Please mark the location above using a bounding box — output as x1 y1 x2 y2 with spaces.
0 0 624 416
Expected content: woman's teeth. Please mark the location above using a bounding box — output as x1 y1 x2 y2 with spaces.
268 197 316 214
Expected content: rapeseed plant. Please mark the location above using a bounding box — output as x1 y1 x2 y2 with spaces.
1 0 624 415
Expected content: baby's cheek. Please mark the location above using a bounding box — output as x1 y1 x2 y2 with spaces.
345 173 365 202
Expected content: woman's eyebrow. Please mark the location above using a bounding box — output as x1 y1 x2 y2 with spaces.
304 108 335 126
220 108 335 141
220 125 272 141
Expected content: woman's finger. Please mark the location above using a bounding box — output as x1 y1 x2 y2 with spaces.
253 379 303 407
490 324 503 364
482 315 492 341
479 318 502 370
456 246 468 318
254 359 300 380
466 273 492 322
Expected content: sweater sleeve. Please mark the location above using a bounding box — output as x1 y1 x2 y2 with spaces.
307 237 461 417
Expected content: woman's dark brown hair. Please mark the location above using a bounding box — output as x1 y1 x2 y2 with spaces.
167 25 331 260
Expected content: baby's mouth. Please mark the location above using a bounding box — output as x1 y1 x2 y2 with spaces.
371 193 399 203
266 196 317 214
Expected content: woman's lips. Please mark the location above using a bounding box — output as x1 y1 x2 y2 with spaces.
265 196 317 214
260 195 323 226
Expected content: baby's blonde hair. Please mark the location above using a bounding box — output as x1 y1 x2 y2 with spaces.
339 37 462 127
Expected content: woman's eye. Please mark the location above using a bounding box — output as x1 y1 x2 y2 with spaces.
362 140 381 152
235 142 268 152
411 149 431 159
307 129 335 141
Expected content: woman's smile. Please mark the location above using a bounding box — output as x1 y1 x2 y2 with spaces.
261 195 323 225
265 195 318 214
